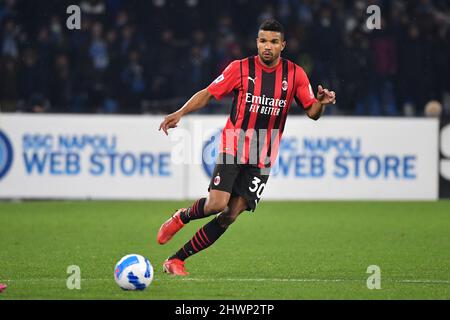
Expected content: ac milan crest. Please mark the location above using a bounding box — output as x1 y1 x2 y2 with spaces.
213 174 221 186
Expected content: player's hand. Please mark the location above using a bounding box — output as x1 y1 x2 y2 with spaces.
317 85 336 105
159 111 182 135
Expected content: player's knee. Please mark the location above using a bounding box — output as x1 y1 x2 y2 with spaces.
217 212 238 227
204 198 228 214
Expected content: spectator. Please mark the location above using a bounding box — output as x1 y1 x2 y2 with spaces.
0 0 448 116
424 100 443 118
366 17 399 116
49 54 73 113
0 56 18 112
398 25 426 116
17 48 46 106
120 49 146 114
0 0 18 25
1 18 19 58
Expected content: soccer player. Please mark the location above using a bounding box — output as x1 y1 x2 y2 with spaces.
157 19 336 276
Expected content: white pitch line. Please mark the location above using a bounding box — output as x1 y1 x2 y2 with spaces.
1 278 450 285
393 279 450 284
177 278 352 283
168 278 450 285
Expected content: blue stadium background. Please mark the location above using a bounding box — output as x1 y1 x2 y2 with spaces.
0 0 449 117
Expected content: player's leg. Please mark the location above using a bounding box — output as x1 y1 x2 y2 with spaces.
232 164 270 214
162 165 270 275
163 196 247 276
157 154 239 245
216 196 248 228
156 189 231 245
180 189 231 223
178 153 240 223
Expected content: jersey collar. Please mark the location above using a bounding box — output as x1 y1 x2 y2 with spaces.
255 55 282 73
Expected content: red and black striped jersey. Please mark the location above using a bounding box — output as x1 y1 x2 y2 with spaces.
207 55 317 169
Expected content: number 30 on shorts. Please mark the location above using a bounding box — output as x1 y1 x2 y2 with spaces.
249 177 266 199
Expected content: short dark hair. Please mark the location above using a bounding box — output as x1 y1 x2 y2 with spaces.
259 19 284 36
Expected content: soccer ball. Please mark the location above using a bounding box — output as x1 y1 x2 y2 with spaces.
114 254 154 290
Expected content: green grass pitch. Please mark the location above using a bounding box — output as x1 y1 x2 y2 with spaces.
0 200 449 300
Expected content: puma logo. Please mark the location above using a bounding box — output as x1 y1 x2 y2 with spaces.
248 76 257 84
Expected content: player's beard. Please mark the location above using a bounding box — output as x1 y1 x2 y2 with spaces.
259 51 278 66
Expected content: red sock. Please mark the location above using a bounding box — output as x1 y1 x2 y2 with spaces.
180 198 206 223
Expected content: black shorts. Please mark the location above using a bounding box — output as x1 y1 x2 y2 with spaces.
208 153 270 212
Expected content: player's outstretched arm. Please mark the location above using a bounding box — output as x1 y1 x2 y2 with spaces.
306 85 336 121
159 88 213 135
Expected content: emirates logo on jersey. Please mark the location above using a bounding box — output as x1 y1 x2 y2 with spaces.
282 80 288 91
246 93 286 116
245 93 286 108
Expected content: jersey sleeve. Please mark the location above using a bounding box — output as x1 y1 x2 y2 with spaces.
207 60 241 100
294 65 318 109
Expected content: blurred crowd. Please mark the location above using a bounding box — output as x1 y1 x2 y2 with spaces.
0 0 449 116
